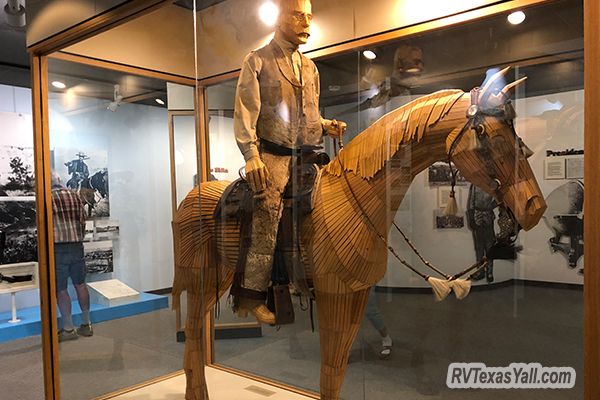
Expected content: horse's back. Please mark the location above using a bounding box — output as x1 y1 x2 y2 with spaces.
172 181 231 298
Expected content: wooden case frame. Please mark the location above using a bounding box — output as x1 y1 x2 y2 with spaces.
27 0 598 399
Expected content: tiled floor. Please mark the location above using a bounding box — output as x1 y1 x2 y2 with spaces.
0 285 584 400
110 367 314 400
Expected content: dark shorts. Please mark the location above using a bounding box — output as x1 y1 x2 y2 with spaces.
55 242 86 291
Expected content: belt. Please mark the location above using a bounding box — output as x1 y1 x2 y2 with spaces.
259 139 322 156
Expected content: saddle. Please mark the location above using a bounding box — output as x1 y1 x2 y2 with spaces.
214 152 328 324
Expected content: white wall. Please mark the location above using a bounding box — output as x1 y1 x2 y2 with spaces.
173 115 198 206
49 94 174 293
0 85 38 312
208 116 245 182
375 90 584 288
209 89 584 288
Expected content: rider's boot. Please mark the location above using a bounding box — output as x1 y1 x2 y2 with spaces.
237 298 276 325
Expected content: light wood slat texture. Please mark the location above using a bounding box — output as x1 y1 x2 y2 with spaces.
584 0 600 399
32 55 60 400
173 86 546 399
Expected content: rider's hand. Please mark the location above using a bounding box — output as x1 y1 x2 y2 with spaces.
324 119 347 139
245 156 269 193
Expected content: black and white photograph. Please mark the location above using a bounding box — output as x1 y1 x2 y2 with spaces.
543 180 584 271
94 219 120 241
434 210 465 229
566 156 584 179
428 162 468 186
0 145 35 198
544 157 566 180
0 199 38 264
53 148 110 218
83 240 114 274
84 220 94 242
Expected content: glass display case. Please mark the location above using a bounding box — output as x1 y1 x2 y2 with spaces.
20 0 599 399
203 0 584 399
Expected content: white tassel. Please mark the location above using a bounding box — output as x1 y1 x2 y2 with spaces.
427 277 452 301
444 191 458 216
452 279 472 300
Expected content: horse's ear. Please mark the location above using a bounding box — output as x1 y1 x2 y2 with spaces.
487 76 528 108
480 66 511 99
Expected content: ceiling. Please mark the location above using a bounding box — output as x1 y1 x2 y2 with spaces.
1 0 585 112
47 58 169 112
0 1 29 87
174 0 227 11
316 0 583 108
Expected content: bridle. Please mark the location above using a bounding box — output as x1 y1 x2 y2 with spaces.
446 87 520 207
333 87 527 286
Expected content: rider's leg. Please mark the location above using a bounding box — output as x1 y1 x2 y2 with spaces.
237 152 292 324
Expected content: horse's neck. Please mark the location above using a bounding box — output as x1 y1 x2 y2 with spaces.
357 99 469 233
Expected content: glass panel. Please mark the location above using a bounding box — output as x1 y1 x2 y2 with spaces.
173 114 198 206
47 58 184 399
327 0 583 399
0 83 45 399
207 78 328 392
204 0 583 399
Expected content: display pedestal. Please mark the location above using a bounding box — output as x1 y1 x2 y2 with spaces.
88 279 139 307
8 292 20 324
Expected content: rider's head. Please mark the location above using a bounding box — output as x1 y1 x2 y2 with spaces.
276 0 312 46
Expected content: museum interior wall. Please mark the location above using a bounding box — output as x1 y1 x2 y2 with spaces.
205 2 584 395
13 0 587 399
0 65 185 316
29 0 505 81
48 90 174 292
26 0 131 47
0 84 38 313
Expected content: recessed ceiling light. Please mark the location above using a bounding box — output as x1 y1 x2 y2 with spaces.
259 2 279 27
51 81 66 89
155 98 165 105
405 67 422 74
363 50 377 60
507 11 526 25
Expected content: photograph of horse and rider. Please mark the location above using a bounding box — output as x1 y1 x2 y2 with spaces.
58 149 109 218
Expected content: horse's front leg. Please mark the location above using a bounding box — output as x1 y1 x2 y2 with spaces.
316 283 369 400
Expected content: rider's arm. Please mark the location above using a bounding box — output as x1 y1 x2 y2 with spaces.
234 53 262 162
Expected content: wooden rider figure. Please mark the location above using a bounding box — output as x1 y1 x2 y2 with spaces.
233 0 347 324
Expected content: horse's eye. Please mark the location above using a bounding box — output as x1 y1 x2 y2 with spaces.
475 124 486 135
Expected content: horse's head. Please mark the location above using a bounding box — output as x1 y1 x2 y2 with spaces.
447 67 546 231
64 161 74 174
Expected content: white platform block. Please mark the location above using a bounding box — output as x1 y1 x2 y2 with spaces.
87 279 139 307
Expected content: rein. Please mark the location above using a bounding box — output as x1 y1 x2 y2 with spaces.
329 86 528 288
332 136 489 286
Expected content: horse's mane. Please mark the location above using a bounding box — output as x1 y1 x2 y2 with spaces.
325 89 465 179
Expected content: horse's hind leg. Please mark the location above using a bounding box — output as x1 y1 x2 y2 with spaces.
184 291 210 400
316 283 369 400
182 264 234 400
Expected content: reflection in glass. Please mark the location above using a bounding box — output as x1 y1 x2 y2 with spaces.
48 58 184 399
208 0 584 399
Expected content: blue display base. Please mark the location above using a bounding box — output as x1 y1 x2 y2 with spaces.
0 292 169 343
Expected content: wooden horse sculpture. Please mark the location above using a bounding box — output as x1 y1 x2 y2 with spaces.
172 68 547 400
